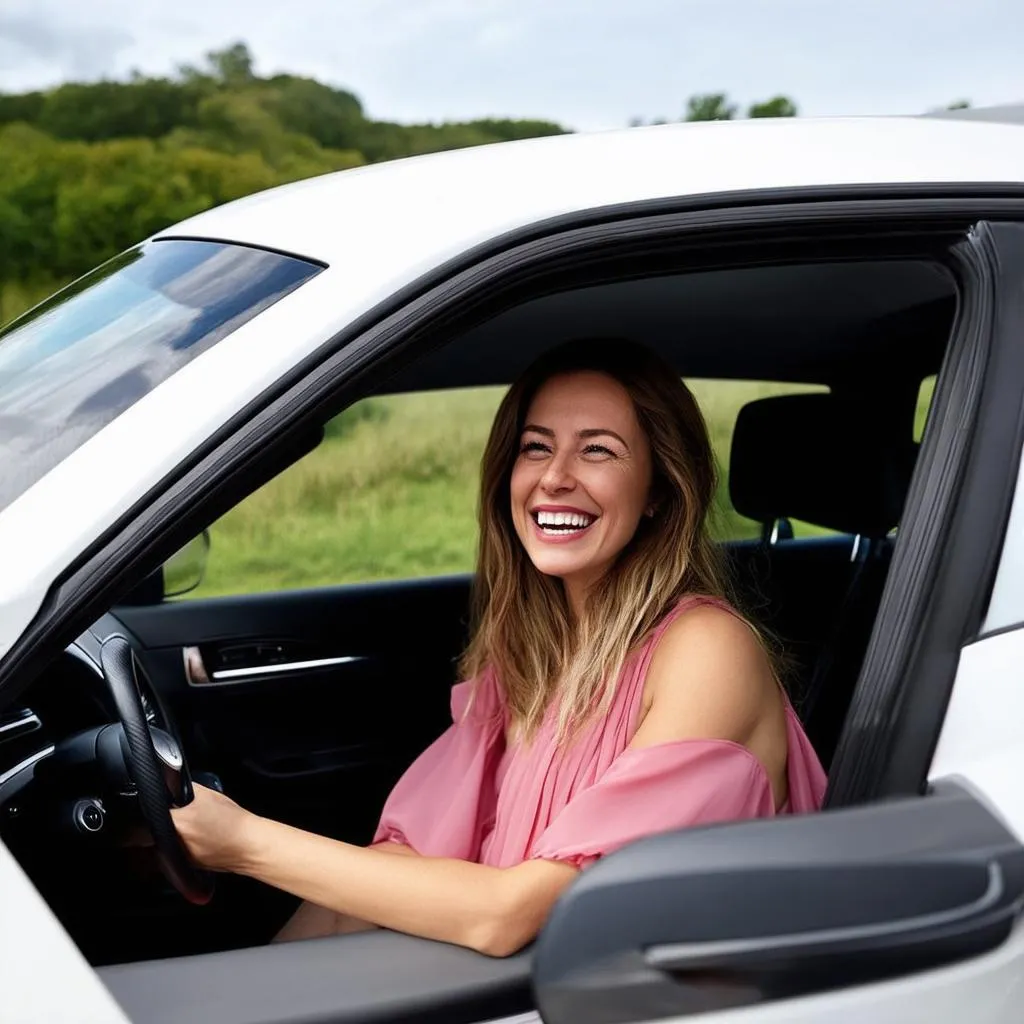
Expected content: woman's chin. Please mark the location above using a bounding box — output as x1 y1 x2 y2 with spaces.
527 549 599 582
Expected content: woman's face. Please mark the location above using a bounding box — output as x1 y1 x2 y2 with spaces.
510 370 653 602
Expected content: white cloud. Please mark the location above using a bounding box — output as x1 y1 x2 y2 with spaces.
0 12 133 88
0 0 1019 130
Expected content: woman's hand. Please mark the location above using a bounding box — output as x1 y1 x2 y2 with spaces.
170 783 261 872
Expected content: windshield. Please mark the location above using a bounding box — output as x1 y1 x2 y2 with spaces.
0 239 321 513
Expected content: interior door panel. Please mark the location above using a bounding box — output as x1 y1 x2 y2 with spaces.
86 575 473 958
111 575 473 845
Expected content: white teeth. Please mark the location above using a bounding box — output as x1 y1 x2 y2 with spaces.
536 510 593 529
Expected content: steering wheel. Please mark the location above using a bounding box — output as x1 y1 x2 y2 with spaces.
100 634 214 905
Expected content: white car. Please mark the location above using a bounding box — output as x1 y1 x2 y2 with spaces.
2 112 1024 1024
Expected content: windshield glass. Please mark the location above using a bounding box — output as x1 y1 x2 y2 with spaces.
0 239 321 513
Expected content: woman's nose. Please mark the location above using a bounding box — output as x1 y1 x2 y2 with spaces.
540 454 576 493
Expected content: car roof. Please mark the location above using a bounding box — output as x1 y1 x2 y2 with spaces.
160 116 1024 270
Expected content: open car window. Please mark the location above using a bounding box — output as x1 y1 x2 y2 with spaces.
170 380 841 601
0 239 321 514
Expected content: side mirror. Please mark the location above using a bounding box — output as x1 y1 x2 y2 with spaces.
163 530 211 598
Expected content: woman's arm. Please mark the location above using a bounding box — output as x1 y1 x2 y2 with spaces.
371 840 420 856
171 787 577 957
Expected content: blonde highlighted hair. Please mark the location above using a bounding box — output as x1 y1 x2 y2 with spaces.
460 338 744 742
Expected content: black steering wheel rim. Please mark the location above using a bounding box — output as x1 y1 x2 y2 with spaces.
100 634 214 905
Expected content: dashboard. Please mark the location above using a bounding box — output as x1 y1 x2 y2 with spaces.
0 621 185 963
0 639 111 807
0 615 171 814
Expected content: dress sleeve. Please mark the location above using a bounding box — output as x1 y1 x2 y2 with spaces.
372 670 505 861
529 741 775 869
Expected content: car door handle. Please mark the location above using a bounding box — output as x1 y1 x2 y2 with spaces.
645 860 1012 972
184 645 366 685
210 655 365 682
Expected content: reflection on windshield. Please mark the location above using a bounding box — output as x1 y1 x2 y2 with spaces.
0 240 321 513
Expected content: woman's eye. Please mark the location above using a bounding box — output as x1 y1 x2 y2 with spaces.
520 440 550 457
582 444 616 458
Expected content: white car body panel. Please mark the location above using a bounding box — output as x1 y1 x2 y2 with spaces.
1 117 1024 661
929 629 1024 841
982 449 1024 633
657 921 1024 1024
0 841 128 1023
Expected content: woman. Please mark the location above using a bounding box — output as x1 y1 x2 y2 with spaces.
172 338 827 956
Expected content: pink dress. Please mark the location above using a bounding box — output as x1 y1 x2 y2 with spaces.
373 596 827 869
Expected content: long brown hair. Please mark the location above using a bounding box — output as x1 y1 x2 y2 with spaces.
461 338 749 741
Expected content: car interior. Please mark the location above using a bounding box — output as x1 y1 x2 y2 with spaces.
0 252 957 1012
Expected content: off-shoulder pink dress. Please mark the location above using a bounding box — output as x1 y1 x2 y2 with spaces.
373 596 827 869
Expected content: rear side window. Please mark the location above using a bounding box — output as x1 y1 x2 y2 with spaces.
686 379 830 540
0 239 321 513
915 374 937 442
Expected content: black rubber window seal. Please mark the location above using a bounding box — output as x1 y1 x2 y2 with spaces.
827 222 1024 805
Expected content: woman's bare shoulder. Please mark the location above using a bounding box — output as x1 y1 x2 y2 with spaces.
632 602 779 749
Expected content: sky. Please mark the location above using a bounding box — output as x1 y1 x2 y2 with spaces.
0 0 1020 132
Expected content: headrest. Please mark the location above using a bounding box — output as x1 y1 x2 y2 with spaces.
729 393 916 538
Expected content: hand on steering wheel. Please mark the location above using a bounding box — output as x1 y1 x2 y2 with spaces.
100 634 214 905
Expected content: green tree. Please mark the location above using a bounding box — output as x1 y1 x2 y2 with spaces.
264 75 365 150
748 96 798 118
685 93 736 121
0 91 45 127
947 99 971 110
460 118 565 142
0 124 66 280
35 78 206 142
206 42 256 86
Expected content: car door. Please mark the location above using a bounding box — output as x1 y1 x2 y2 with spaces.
528 220 1024 1024
110 575 472 848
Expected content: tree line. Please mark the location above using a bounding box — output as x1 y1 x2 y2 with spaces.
0 42 973 323
0 43 566 320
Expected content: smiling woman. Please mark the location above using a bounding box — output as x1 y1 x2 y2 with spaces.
170 337 827 954
511 371 654 610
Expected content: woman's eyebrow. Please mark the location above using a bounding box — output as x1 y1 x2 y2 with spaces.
522 424 629 448
579 428 629 448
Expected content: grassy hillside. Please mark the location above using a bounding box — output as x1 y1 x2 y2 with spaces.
194 389 504 595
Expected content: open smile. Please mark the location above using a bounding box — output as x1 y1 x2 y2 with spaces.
530 508 598 542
